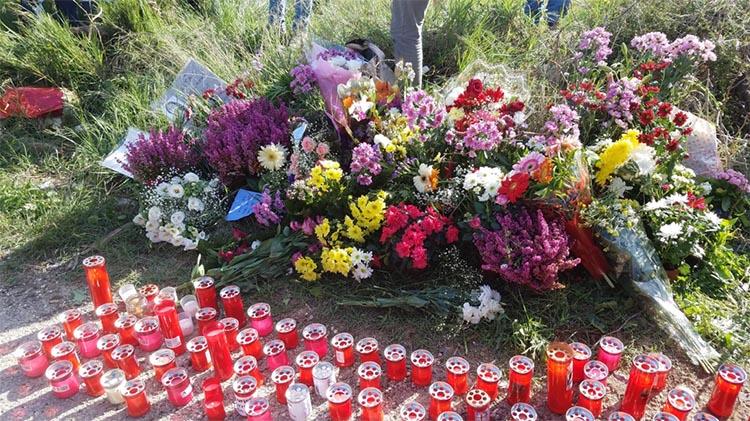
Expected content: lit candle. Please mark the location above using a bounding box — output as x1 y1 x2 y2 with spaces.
245 396 273 421
114 313 138 347
358 361 382 390
45 360 79 399
204 321 234 381
234 355 263 385
706 363 747 419
331 332 355 367
620 354 660 420
232 375 258 417
476 363 502 400
596 336 624 372
134 316 163 352
96 303 119 334
400 402 427 421
59 308 83 340
313 361 337 398
178 312 194 336
276 318 299 349
357 337 381 364
193 276 218 309
14 340 48 378
101 369 126 404
652 412 679 421
248 302 273 336
608 411 636 421
38 325 64 359
50 341 80 371
120 378 150 417
202 377 226 420
385 344 407 381
264 339 290 371
187 336 211 372
437 412 463 421
238 327 263 359
96 333 120 368
149 348 176 382
465 388 491 421
154 300 186 355
411 349 434 387
219 317 240 352
82 255 113 308
507 355 534 404
565 406 595 421
111 344 141 380
445 357 470 395
196 307 219 335
570 342 591 383
302 323 328 358
296 350 320 386
649 353 672 394
691 412 718 421
510 403 538 421
583 360 609 385
577 380 606 418
179 295 199 319
79 359 105 396
286 382 313 420
161 367 193 406
219 285 246 326
661 386 695 421
359 387 384 421
271 365 295 404
428 381 455 420
327 382 354 421
74 322 102 358
546 342 574 414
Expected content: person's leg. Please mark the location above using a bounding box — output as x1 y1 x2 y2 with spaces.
268 0 286 29
391 0 430 87
292 0 313 33
546 0 571 26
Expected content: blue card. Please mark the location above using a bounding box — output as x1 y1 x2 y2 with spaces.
292 122 307 145
226 189 263 221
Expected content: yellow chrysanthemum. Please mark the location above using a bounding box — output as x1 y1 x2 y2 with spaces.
321 247 351 276
315 218 331 245
596 129 640 185
348 191 387 234
307 160 343 192
344 216 365 243
294 257 320 281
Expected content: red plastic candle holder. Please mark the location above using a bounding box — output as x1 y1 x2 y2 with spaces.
120 378 150 417
202 377 226 420
327 382 354 421
510 402 538 421
237 327 263 359
620 354 660 420
111 344 141 379
652 412 679 421
264 339 289 371
302 323 328 358
296 350 320 386
114 313 138 347
271 365 295 404
232 375 258 416
95 303 119 334
234 355 263 385
508 355 534 404
662 386 696 421
578 379 606 417
649 352 672 394
138 283 160 303
134 316 163 352
385 344 407 381
82 255 113 308
706 363 747 419
400 402 427 421
566 406 595 421
59 308 83 340
445 357 470 395
96 333 120 368
597 336 624 372
276 318 299 349
196 307 219 335
583 360 609 384
570 342 592 383
332 332 355 367
79 359 105 396
38 325 64 359
248 302 273 336
546 342 574 414
465 388 492 421
46 360 79 399
205 321 234 381
219 285 245 326
359 387 384 421
155 300 186 355
411 349 434 387
428 381 455 420
162 367 193 406
246 396 272 421
74 322 102 359
219 317 240 352
356 337 380 364
692 412 719 421
476 363 502 400
15 340 48 378
358 361 382 390
608 411 636 421
149 348 176 382
187 336 211 372
193 276 218 310
50 341 80 371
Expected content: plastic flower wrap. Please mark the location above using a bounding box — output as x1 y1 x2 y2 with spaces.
305 43 364 129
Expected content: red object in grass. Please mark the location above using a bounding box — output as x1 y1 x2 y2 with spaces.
565 215 612 285
0 87 64 119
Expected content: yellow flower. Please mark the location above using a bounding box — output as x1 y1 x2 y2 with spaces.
294 256 320 281
315 218 331 245
596 130 640 185
321 247 351 276
344 192 387 242
307 160 343 193
344 216 365 243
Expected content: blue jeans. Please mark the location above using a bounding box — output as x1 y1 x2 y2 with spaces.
268 0 313 32
525 0 571 25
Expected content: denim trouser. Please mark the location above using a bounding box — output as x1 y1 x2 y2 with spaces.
524 0 571 25
390 0 430 87
268 0 313 32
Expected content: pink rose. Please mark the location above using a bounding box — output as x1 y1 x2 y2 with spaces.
301 136 315 153
316 142 330 157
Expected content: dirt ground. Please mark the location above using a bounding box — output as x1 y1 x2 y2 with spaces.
1 264 749 420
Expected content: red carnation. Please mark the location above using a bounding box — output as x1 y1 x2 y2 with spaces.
498 172 530 203
673 112 688 126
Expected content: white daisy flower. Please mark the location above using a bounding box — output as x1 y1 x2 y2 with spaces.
352 264 373 281
704 211 722 226
257 144 288 171
461 303 482 324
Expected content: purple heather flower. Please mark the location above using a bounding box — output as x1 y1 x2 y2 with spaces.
402 89 446 136
604 78 641 128
290 64 317 95
350 143 382 186
513 151 546 174
123 126 200 182
253 189 285 226
463 120 503 152
577 27 613 69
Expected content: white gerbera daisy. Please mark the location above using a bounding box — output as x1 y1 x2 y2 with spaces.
257 144 288 171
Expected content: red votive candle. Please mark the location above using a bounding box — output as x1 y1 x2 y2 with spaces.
51 341 80 371
248 302 273 336
264 339 289 371
74 322 101 358
59 308 83 339
162 367 193 406
296 350 320 386
276 318 299 349
327 382 354 421
465 388 492 421
120 378 150 417
692 412 718 421
187 336 211 372
82 255 113 308
95 303 119 334
578 379 606 417
652 412 679 421
385 343 407 381
97 333 120 368
134 316 162 351
428 381 455 420
193 276 218 310
202 377 226 420
620 354 660 420
219 285 245 325
271 365 295 404
570 342 592 383
138 283 159 303
114 313 138 347
706 363 747 419
155 300 186 355
597 336 624 372
238 327 263 359
233 375 258 416
359 387 384 421
234 355 263 385
46 360 79 399
608 411 636 421
476 363 502 400
508 355 534 404
510 402 538 421
411 349 434 387
332 332 355 367
111 344 141 379
649 352 672 394
400 402 427 421
196 307 219 335
205 321 234 381
546 342 574 414
357 337 381 364
358 361 383 390
445 356 470 395
583 359 609 385
245 396 272 421
38 325 64 359
566 406 595 421
149 348 176 382
219 317 240 352
15 340 48 378
79 359 104 396
662 386 696 421
302 323 328 358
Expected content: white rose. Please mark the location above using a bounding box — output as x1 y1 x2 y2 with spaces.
251 240 261 251
187 197 205 212
146 231 161 243
183 172 200 183
156 183 170 196
170 211 186 225
170 176 182 184
132 213 146 226
168 184 185 198
145 220 160 232
147 206 162 222
170 234 184 247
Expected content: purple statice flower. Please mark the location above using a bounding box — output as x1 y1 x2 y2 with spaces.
513 151 546 174
463 120 502 152
123 126 200 182
402 89 446 137
537 104 581 151
290 64 316 95
350 143 382 186
713 169 750 193
667 35 717 62
253 189 285 226
473 207 580 291
630 32 671 57
316 48 359 61
576 27 613 70
204 98 290 184
604 78 641 128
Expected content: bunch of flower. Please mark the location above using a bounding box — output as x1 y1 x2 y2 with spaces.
225 77 255 100
217 227 261 263
531 104 582 154
462 167 504 202
343 192 388 243
631 32 717 63
595 129 643 185
712 169 750 194
339 75 401 124
133 172 224 250
574 27 613 73
402 89 446 140
293 246 374 282
603 77 641 128
462 285 504 324
253 188 286 226
380 204 459 269
290 64 317 95
350 143 382 186
307 160 344 193
203 98 291 184
123 126 200 182
473 208 579 291
289 136 330 181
